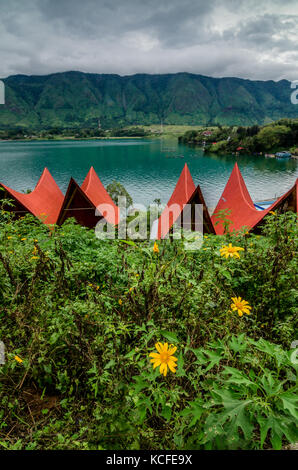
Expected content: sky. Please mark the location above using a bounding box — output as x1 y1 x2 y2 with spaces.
0 0 298 81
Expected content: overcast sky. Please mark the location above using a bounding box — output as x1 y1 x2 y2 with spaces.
0 0 298 81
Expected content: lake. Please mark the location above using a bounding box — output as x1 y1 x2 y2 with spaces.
0 138 297 212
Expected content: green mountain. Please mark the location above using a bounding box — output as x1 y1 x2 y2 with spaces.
0 71 297 129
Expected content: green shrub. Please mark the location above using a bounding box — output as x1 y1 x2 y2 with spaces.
0 211 297 449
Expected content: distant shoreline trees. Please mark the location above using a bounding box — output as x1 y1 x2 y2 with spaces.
179 119 298 155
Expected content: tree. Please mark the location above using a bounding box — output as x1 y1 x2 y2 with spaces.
256 125 291 150
106 181 133 208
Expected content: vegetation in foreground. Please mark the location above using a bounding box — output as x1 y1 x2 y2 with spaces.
179 118 298 155
0 210 297 450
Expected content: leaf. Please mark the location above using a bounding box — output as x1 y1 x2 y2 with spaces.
104 359 116 370
124 350 135 359
160 330 178 343
204 350 222 372
228 334 247 354
222 366 256 389
221 269 232 281
213 389 254 440
176 351 185 377
260 372 283 397
180 399 204 427
119 239 137 247
192 348 206 365
161 405 172 420
279 392 298 420
257 415 284 450
132 376 148 394
49 332 60 345
251 338 286 366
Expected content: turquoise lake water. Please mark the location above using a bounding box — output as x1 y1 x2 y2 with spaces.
0 138 297 212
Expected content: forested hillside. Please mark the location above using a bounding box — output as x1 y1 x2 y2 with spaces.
1 71 297 129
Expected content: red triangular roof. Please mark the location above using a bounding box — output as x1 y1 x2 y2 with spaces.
211 163 266 234
212 164 297 234
0 168 64 224
183 184 216 234
157 164 196 239
81 167 119 225
157 164 215 238
57 168 119 228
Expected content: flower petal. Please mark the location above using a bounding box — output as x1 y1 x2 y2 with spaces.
168 346 177 355
152 360 161 368
149 352 160 358
168 361 177 373
243 308 251 314
155 342 163 353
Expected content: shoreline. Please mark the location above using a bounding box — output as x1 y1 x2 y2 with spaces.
1 137 298 160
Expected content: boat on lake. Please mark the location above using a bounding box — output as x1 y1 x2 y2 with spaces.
275 151 291 159
254 199 277 211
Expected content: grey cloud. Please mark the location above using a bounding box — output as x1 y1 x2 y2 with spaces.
227 14 298 52
0 0 298 81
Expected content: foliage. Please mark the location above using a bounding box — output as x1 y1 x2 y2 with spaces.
0 210 297 450
110 127 150 137
179 118 298 154
106 181 133 208
1 72 298 131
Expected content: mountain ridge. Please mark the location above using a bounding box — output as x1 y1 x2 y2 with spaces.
1 71 297 128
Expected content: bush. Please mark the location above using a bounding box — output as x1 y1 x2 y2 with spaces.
0 211 297 449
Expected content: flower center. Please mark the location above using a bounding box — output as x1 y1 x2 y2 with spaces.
160 352 170 363
234 301 243 309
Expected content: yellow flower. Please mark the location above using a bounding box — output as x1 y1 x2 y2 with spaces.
220 243 244 259
21 237 27 241
149 342 178 376
269 211 276 216
7 236 12 240
96 286 100 290
31 256 39 260
129 287 133 292
230 297 252 317
153 242 159 254
14 355 23 363
118 299 122 305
